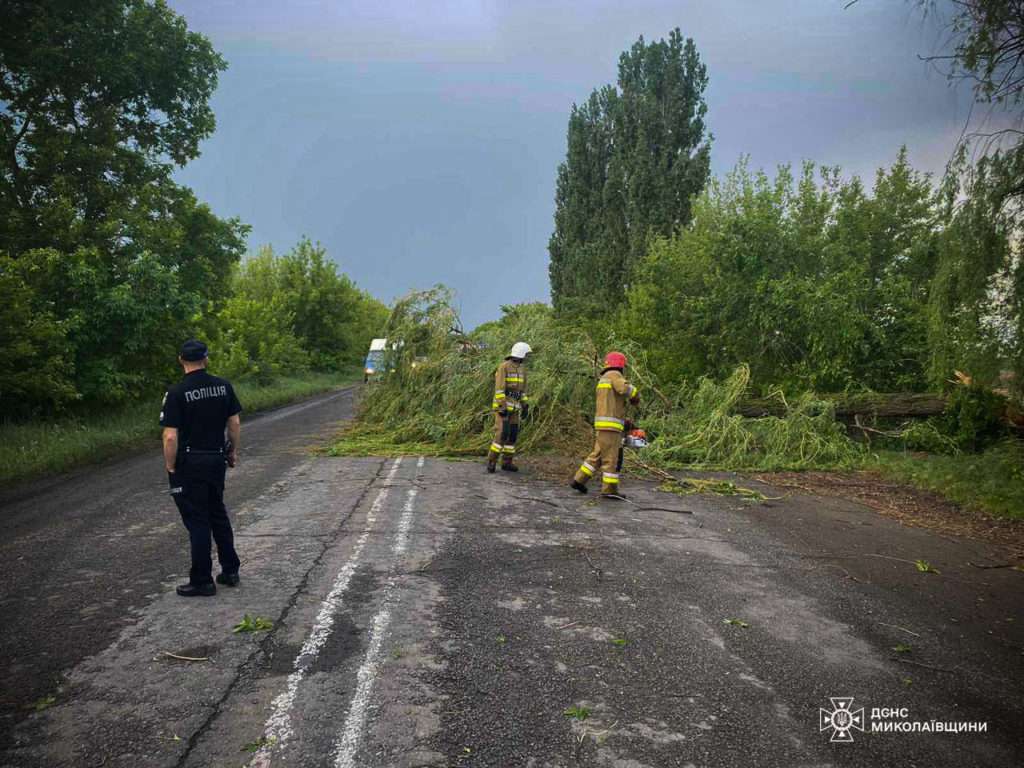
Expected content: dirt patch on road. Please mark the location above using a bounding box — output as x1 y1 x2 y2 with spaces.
752 469 1024 564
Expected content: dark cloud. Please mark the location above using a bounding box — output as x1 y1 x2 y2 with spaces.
170 0 976 327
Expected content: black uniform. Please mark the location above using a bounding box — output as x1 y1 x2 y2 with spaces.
160 369 242 586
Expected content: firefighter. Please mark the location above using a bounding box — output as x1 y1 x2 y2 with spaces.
487 341 532 473
570 351 640 499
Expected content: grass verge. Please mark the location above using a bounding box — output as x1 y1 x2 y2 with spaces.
871 440 1024 522
0 371 360 486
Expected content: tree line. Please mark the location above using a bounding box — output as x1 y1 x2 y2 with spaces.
0 1 385 420
550 23 1022 399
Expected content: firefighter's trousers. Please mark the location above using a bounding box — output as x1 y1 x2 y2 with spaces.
488 410 521 465
573 430 623 495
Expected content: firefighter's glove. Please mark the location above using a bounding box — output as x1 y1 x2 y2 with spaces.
497 408 509 418
521 403 530 421
624 418 635 431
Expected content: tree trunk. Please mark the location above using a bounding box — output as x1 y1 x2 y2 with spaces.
736 393 947 418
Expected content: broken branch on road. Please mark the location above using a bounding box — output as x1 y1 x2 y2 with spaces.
162 651 211 662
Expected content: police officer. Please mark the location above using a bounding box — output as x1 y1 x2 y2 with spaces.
160 339 243 597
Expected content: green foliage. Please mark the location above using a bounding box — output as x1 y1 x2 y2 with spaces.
915 559 941 574
643 366 863 471
624 151 939 393
240 737 275 752
18 246 216 406
334 288 651 459
935 383 1007 452
0 256 76 411
1 0 227 253
562 705 590 722
897 421 961 455
217 241 387 382
927 147 1022 394
217 295 309 384
233 615 274 633
25 696 56 712
335 289 863 473
549 28 711 315
0 0 249 418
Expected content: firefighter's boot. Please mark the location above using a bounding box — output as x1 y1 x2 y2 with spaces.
501 453 519 472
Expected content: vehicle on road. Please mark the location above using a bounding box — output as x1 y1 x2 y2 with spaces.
364 338 387 381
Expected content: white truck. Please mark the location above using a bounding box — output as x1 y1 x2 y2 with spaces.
363 338 388 381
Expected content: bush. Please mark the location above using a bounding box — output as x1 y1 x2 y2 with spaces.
935 383 1007 452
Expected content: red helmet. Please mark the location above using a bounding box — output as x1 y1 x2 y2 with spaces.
605 351 627 368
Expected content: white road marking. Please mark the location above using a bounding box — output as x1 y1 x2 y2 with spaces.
333 467 422 768
250 456 403 768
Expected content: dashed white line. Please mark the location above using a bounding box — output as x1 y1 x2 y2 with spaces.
250 456 403 768
333 465 422 768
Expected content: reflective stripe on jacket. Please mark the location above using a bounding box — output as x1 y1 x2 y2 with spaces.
594 369 639 431
493 358 528 411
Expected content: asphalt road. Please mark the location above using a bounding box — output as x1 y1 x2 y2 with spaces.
0 385 359 752
2 389 1022 767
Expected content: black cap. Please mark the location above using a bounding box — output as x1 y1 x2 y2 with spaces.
180 339 209 361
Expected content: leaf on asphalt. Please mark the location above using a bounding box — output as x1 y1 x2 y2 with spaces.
901 678 913 685
241 736 275 752
891 646 912 653
612 636 629 646
723 618 749 628
495 635 507 643
915 559 941 574
24 696 55 711
563 705 590 722
233 615 274 633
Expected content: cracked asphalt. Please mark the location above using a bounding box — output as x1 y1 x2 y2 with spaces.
2 388 1022 767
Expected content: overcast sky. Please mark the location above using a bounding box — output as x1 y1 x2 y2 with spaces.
169 0 972 329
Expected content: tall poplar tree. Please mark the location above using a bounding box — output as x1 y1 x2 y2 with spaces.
548 29 711 315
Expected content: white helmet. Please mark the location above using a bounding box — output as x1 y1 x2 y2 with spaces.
509 341 532 359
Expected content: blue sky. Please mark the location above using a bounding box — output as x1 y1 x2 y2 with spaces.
169 0 972 329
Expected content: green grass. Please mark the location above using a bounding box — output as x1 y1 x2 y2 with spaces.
0 370 360 485
872 440 1024 521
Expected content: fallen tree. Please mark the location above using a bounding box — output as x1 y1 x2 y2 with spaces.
737 393 946 419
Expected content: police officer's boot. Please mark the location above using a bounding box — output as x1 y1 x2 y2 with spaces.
176 582 216 597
